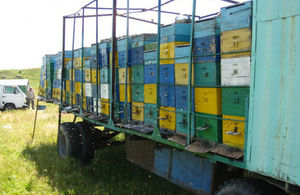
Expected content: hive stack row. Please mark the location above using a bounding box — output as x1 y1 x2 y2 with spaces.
220 1 252 148
40 2 252 149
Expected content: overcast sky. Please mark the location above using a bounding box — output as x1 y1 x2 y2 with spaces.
0 0 247 70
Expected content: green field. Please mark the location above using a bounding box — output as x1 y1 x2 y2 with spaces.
0 69 191 194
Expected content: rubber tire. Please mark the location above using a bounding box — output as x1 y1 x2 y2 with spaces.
215 178 286 195
57 122 81 159
4 104 15 111
75 122 96 164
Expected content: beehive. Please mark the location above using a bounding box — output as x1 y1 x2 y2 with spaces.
222 115 245 148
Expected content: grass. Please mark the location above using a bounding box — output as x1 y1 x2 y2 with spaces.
0 69 192 194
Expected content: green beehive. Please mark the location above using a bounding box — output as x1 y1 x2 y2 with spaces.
195 113 222 143
144 42 157 51
222 87 249 116
132 65 144 84
194 62 220 86
176 111 195 135
144 103 157 126
132 84 144 102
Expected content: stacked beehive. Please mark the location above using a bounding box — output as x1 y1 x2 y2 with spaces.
193 17 222 143
52 51 72 101
220 1 252 149
72 48 91 109
159 22 190 131
144 49 157 127
117 37 132 120
130 34 157 124
90 43 102 114
97 41 111 116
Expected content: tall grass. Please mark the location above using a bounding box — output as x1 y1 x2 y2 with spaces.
0 69 191 194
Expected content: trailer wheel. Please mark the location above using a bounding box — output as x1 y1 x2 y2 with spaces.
215 178 286 195
4 104 15 111
75 122 96 164
57 122 81 159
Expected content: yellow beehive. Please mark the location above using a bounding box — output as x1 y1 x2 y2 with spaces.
222 115 245 148
91 69 100 83
74 82 81 94
74 57 90 68
221 28 252 58
119 68 132 84
109 52 119 67
66 80 70 93
119 84 132 102
64 57 72 66
195 87 222 115
69 69 75 81
74 82 86 96
85 68 91 82
160 42 189 64
159 106 176 131
175 63 194 85
144 84 157 104
132 102 144 122
83 97 87 110
71 93 76 105
101 98 110 115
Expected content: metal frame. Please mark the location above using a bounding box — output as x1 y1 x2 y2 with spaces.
59 0 247 169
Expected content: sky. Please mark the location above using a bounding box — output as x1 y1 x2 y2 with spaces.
0 0 247 70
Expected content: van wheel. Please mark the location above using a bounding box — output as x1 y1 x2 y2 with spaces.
57 122 81 159
4 104 15 111
75 122 96 164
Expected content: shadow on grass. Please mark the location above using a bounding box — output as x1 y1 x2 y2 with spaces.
22 142 192 194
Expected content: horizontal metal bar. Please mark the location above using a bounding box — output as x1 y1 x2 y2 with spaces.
85 7 145 10
64 14 112 19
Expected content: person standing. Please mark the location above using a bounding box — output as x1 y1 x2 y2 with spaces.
26 87 35 109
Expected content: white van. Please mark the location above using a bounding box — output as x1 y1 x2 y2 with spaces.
0 85 28 110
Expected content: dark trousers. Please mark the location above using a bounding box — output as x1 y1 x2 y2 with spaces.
27 98 35 109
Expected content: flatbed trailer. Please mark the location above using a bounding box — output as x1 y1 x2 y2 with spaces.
39 0 300 194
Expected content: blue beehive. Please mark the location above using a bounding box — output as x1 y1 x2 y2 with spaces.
194 17 220 38
160 64 175 84
144 64 157 84
175 86 194 110
144 50 157 65
175 45 190 64
90 54 101 68
118 50 132 68
220 1 252 32
193 35 220 63
159 84 175 107
75 69 81 82
131 46 144 65
117 37 132 52
161 23 191 43
99 40 110 67
131 34 157 48
100 68 110 84
74 47 91 58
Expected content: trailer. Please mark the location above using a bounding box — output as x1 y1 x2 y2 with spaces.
39 0 300 194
